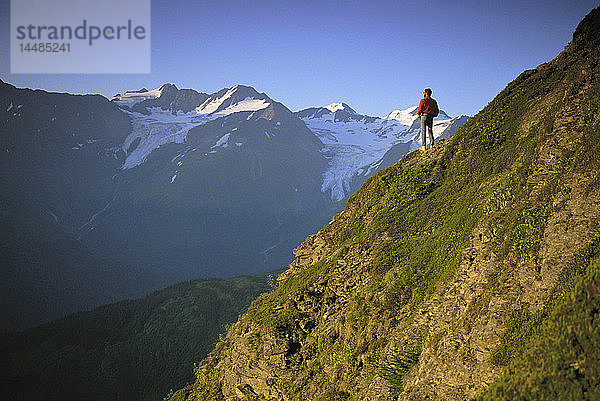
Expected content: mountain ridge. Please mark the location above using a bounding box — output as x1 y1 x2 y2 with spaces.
0 79 332 330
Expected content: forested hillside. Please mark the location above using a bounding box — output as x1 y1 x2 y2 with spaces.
0 275 272 401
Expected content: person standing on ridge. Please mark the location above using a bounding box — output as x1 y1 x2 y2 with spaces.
417 88 439 151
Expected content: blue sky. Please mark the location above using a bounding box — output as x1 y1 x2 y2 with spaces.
0 0 598 117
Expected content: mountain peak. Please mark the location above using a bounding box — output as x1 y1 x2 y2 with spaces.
223 84 254 96
110 87 163 106
386 105 418 118
324 102 356 114
125 87 148 94
295 103 358 120
195 84 272 115
158 83 178 92
386 106 419 125
572 6 600 51
386 106 452 124
231 83 258 92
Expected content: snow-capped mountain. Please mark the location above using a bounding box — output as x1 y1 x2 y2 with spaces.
112 83 210 113
386 105 451 124
111 87 164 107
110 84 284 169
113 85 468 204
0 80 332 331
111 87 467 203
194 85 272 115
81 83 330 282
296 104 469 201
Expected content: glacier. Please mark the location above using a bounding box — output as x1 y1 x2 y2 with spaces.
113 86 269 169
120 107 216 169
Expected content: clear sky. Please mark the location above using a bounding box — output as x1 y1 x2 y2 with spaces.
0 0 598 117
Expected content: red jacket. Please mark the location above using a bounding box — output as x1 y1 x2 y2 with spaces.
418 96 439 117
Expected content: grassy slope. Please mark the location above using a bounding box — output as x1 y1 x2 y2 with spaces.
477 242 600 401
475 9 600 399
176 7 600 400
0 274 272 401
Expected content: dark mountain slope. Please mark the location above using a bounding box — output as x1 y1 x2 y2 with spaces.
0 82 155 331
0 81 334 330
0 83 149 331
0 274 272 401
0 80 131 231
83 91 331 280
0 200 148 332
172 7 600 400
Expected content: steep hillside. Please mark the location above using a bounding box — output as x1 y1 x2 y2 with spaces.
0 80 131 231
0 274 272 401
0 82 152 330
173 7 600 400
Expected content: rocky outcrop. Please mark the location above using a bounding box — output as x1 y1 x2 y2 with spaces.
131 83 210 113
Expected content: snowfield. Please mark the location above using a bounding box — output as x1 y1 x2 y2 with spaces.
120 107 216 169
111 88 163 107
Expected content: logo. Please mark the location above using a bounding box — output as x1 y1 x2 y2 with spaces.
11 0 151 74
15 20 147 46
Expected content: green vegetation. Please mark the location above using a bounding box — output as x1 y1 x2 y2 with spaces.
491 239 600 367
380 338 422 399
510 207 547 256
478 248 600 400
183 56 564 398
0 275 271 401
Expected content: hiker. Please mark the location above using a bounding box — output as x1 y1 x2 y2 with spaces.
417 88 439 150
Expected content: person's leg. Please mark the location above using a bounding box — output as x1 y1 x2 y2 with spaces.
420 116 427 149
426 116 434 148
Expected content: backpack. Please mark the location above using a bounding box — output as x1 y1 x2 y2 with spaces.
431 98 439 117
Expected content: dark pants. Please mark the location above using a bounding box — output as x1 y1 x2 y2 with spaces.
420 113 434 148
